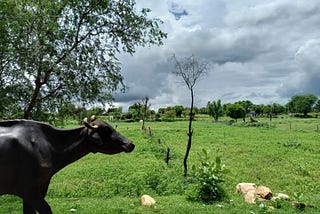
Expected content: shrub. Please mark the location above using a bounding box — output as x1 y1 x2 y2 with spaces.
232 122 269 127
189 149 229 203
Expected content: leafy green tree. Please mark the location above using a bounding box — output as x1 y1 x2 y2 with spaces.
158 108 166 115
198 107 208 114
163 109 176 121
222 103 230 115
235 100 253 114
260 103 285 123
287 94 318 116
157 106 198 120
207 99 223 122
74 106 88 123
252 104 265 116
183 108 192 119
157 106 186 119
173 105 185 118
88 107 104 117
107 106 123 120
1 0 166 119
270 103 285 115
58 102 76 118
123 111 133 120
226 104 245 122
128 102 143 121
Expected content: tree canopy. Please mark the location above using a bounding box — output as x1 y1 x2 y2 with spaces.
0 0 166 119
287 94 318 116
207 99 222 121
225 104 246 122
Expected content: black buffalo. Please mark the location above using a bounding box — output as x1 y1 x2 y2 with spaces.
0 117 135 213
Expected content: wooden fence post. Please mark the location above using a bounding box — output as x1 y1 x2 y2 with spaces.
166 148 170 164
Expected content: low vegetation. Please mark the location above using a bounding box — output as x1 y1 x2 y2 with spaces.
189 149 229 203
1 115 320 213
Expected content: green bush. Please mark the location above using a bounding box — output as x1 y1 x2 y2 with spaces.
232 122 269 127
189 149 229 203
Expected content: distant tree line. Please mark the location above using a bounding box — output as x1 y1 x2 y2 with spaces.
108 94 320 122
1 94 319 123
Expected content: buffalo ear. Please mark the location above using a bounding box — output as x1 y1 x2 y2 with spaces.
83 117 99 129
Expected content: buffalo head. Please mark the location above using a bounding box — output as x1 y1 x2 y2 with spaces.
83 117 135 154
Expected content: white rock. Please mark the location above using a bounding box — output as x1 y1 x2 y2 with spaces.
141 194 156 206
236 183 257 194
244 189 256 204
255 186 272 199
272 193 290 200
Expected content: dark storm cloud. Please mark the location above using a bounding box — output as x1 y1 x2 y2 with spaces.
114 56 172 105
277 38 320 98
114 0 320 110
277 72 320 98
168 2 188 20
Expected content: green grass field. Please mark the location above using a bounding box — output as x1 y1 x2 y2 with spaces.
1 115 320 213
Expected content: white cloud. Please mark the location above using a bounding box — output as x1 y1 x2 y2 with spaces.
114 0 320 110
277 39 320 97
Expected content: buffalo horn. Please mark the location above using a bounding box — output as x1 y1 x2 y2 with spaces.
83 117 98 129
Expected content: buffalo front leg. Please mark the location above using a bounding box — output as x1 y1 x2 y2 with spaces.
23 198 52 214
23 201 36 214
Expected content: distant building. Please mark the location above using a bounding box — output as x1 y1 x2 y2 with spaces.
247 111 256 117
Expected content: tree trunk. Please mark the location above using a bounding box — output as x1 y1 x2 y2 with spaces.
141 97 149 130
24 78 42 119
183 88 194 177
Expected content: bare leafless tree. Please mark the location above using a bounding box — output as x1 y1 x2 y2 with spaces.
170 54 210 176
141 96 149 130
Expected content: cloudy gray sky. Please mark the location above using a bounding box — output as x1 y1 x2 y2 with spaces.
113 0 320 111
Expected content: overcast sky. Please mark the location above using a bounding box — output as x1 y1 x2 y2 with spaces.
113 0 320 111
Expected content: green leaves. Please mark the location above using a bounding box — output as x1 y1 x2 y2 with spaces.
0 0 167 118
207 99 223 121
287 94 318 116
225 103 246 122
190 149 229 203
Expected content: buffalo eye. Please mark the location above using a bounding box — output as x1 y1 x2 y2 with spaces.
97 125 114 140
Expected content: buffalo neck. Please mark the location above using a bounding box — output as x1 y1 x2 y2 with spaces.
48 126 91 172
